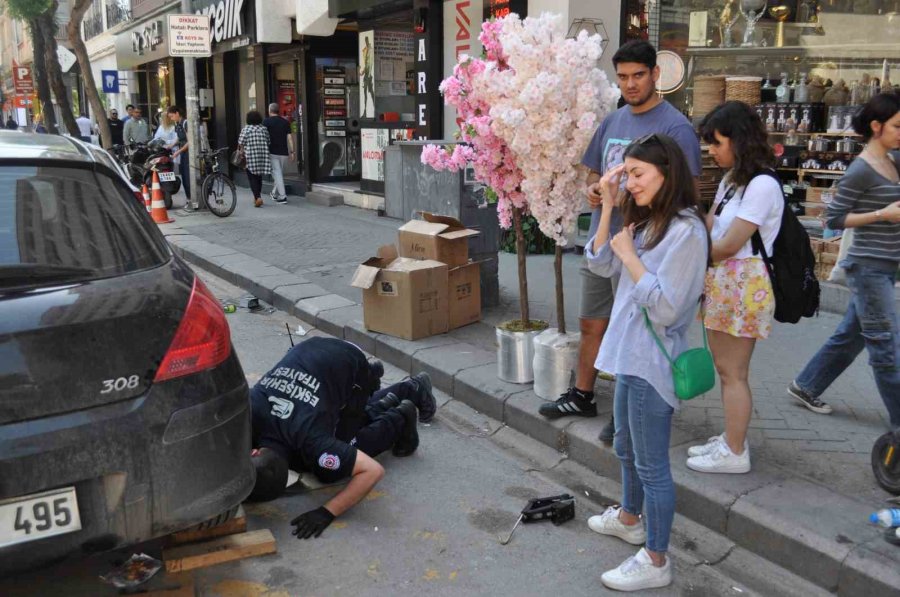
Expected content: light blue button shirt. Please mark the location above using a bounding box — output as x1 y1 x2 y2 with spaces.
584 210 709 408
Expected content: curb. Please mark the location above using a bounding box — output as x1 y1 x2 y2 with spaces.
164 227 900 597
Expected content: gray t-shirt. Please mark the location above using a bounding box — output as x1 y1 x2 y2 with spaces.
582 100 702 237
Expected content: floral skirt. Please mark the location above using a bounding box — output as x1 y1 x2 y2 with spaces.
703 257 775 339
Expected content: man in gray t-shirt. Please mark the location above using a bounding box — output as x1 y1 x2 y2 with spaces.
538 41 702 442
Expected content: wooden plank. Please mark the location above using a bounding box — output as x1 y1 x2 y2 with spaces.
163 529 276 574
140 574 195 597
169 507 247 545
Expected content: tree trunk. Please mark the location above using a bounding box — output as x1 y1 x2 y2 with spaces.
555 244 565 335
68 0 111 147
27 18 58 134
513 208 530 328
38 8 79 137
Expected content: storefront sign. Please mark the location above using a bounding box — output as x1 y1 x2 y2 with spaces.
483 0 526 19
12 64 33 94
325 109 346 117
169 14 212 57
325 130 346 137
325 98 345 106
323 66 345 75
101 70 120 93
443 0 482 135
194 0 246 45
133 20 164 54
116 18 170 69
325 119 346 127
361 128 389 182
323 87 344 96
324 77 345 85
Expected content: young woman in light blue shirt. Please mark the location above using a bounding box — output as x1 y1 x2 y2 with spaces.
583 134 709 592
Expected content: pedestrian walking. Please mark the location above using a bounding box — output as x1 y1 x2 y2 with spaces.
789 93 900 427
75 113 93 143
33 114 47 134
107 109 124 146
683 101 784 475
584 134 709 591
167 106 191 201
123 107 150 144
538 40 702 446
264 102 294 204
238 110 271 208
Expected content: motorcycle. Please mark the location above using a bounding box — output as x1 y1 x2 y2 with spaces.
121 139 181 210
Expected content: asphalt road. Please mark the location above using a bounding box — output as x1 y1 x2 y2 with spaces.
0 267 751 597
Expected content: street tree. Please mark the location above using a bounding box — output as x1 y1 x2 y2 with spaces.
68 0 111 147
2 0 58 133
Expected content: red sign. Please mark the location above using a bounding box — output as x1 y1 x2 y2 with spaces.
325 109 346 117
13 94 33 108
12 63 33 94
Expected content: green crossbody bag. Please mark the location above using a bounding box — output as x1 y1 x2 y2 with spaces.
641 307 715 401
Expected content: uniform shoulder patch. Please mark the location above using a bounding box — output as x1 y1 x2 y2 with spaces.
318 453 341 470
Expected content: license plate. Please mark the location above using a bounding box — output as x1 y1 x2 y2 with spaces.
0 487 82 549
158 171 176 182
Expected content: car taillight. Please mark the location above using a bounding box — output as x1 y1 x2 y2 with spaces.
154 277 231 382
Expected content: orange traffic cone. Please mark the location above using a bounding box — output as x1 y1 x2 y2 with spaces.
150 171 174 224
142 183 151 213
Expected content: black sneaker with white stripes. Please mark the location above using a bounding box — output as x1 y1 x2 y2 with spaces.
538 387 597 420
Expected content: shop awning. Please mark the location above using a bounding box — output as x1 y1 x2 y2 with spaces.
296 0 339 36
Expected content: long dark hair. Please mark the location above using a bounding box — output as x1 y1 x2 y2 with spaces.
620 133 706 253
700 101 774 188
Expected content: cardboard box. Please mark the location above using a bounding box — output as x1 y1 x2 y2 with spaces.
397 212 480 268
822 237 842 255
448 261 482 330
351 245 449 340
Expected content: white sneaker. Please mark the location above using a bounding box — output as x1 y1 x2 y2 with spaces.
587 506 646 545
687 433 749 458
601 547 673 592
687 433 724 457
686 440 751 474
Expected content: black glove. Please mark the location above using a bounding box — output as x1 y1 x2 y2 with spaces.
290 506 335 539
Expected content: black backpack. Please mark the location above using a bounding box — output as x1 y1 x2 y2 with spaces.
749 170 820 324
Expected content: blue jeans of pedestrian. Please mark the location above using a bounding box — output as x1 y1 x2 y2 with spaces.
796 261 900 428
613 374 675 553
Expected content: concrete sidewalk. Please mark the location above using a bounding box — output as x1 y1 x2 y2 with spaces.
160 189 900 596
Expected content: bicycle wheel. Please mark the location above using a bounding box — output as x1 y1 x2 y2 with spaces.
203 172 237 217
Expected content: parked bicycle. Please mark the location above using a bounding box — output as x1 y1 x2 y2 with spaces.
199 147 237 217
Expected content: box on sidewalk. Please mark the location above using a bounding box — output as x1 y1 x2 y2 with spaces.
397 212 480 268
351 245 449 340
448 261 482 330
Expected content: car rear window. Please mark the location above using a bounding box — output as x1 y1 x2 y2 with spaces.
0 164 169 289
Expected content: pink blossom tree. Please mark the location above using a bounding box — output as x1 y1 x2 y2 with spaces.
488 13 617 333
423 13 615 332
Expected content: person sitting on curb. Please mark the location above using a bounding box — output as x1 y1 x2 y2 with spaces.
246 336 436 539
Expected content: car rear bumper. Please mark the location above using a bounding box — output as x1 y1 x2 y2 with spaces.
0 353 253 575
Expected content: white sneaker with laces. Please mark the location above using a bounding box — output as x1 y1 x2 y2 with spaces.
687 433 724 457
587 506 646 545
686 439 751 474
601 547 673 592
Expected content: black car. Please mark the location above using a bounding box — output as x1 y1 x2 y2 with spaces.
0 132 254 574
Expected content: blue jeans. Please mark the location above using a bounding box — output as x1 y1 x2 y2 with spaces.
796 261 900 428
613 374 675 553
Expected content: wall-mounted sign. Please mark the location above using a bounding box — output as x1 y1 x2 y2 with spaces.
57 46 77 73
101 70 120 93
133 20 163 54
324 77 345 85
323 87 344 96
168 14 211 57
194 0 247 46
325 130 346 137
325 109 346 117
325 119 346 127
325 98 346 106
323 66 345 75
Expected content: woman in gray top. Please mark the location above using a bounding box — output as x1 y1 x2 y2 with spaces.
789 93 900 428
583 134 709 592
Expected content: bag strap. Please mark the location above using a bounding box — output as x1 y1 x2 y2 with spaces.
641 301 708 367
